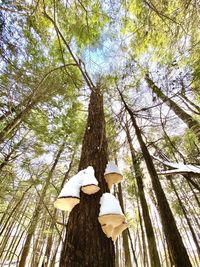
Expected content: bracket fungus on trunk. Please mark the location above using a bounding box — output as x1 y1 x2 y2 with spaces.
104 162 123 189
98 193 127 241
54 166 100 211
81 166 100 195
111 222 128 242
54 173 81 211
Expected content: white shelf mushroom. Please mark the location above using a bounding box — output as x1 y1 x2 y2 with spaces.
54 166 100 211
111 222 128 242
54 173 82 211
98 193 125 239
81 166 100 195
102 224 113 238
104 161 123 189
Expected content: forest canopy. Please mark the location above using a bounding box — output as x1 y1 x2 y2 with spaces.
0 1 199 267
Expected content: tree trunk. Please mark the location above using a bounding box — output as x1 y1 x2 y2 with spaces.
18 142 65 267
59 87 115 267
138 203 149 267
0 199 30 262
44 153 75 266
115 239 120 267
168 176 200 257
0 98 38 144
0 131 28 172
120 91 193 267
180 92 200 114
127 229 139 267
125 124 161 267
117 183 132 267
50 228 65 267
0 183 32 236
145 74 200 141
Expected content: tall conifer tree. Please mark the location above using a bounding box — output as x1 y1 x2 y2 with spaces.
60 87 115 267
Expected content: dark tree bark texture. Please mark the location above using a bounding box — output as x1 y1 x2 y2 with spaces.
126 125 161 267
119 90 192 267
59 87 115 267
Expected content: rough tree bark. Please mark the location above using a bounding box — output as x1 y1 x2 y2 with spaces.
117 183 132 267
119 90 193 267
59 87 115 267
168 176 200 257
125 124 161 267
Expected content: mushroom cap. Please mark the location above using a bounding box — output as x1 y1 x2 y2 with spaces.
58 174 82 199
104 173 123 189
102 224 114 238
80 166 99 195
81 184 100 195
99 193 123 216
98 214 125 228
104 161 121 175
81 166 98 185
54 196 80 211
112 222 128 242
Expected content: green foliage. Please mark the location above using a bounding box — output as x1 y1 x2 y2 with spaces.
182 129 199 163
123 167 138 200
0 1 199 265
122 0 200 69
161 135 182 159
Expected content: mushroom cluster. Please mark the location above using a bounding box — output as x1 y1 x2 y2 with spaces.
54 163 128 242
104 162 123 189
54 172 81 211
54 166 100 211
98 193 128 242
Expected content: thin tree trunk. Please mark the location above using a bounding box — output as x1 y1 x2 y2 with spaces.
50 228 65 267
31 218 46 267
0 98 38 144
180 220 199 267
0 131 28 172
149 198 172 267
0 198 30 260
59 87 115 266
120 91 193 267
127 229 139 267
0 184 33 236
179 183 200 230
180 92 200 114
0 205 29 265
145 74 200 141
44 152 75 266
168 176 200 257
18 142 65 267
186 179 200 208
115 239 120 267
125 124 161 267
138 203 149 267
117 183 132 267
8 230 26 266
44 209 56 266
